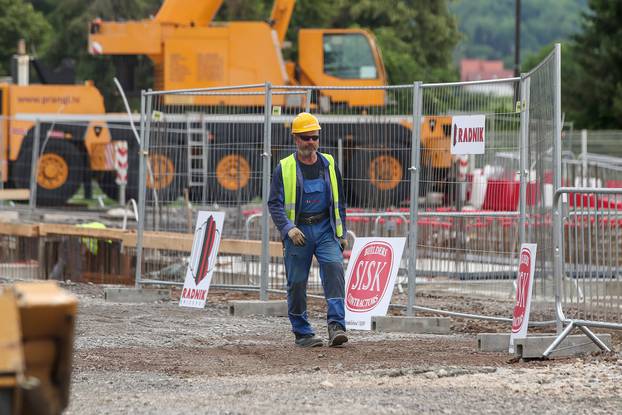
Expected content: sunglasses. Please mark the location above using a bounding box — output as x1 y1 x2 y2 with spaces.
298 135 320 142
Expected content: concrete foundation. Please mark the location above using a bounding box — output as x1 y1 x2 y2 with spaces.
371 316 451 334
477 333 512 352
104 287 171 303
514 334 612 359
477 332 612 357
229 300 288 317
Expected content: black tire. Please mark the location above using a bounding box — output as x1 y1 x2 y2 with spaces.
95 139 140 202
0 390 13 415
347 148 409 208
11 139 84 206
145 147 186 202
96 138 185 203
146 122 187 202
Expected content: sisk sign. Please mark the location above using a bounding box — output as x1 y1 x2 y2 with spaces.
345 238 406 330
509 243 537 353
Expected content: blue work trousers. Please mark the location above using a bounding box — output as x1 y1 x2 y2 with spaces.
283 218 345 336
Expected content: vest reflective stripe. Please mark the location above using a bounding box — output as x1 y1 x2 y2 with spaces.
281 155 297 221
323 153 344 238
280 153 343 238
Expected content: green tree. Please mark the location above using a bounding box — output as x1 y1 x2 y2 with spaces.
216 0 272 21
25 0 56 15
522 43 582 128
569 0 622 128
33 0 459 109
452 0 587 68
216 0 460 83
332 0 460 83
522 1 622 129
0 0 51 75
40 0 160 110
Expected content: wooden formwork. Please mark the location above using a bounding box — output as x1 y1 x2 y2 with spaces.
0 222 282 285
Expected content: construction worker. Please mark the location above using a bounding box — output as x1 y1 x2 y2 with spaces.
268 112 348 348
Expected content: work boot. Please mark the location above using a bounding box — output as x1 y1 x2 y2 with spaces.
327 323 348 347
295 334 324 348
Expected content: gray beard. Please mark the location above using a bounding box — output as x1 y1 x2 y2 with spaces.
298 148 315 158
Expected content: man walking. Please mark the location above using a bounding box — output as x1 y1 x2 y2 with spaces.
268 112 348 347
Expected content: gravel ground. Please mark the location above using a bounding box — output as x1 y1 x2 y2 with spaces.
24 282 622 414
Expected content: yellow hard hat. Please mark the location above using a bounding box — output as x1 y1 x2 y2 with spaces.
291 112 321 134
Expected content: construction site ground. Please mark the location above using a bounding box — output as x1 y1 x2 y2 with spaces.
24 282 622 414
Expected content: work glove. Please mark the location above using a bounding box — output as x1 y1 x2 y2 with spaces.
288 227 306 246
339 237 348 251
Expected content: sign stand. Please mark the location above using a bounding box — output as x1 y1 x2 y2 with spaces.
509 243 537 353
345 237 406 330
180 211 225 308
114 141 129 206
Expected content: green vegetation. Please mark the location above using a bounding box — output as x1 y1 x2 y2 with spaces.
451 0 588 68
566 0 622 129
218 0 461 84
0 1 616 128
14 0 458 109
523 1 622 129
0 0 51 74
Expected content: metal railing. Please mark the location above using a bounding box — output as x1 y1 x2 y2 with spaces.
544 187 622 356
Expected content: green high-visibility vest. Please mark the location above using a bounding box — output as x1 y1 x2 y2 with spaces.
280 153 343 238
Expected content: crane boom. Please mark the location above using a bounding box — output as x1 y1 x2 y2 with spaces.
155 0 224 26
270 0 296 46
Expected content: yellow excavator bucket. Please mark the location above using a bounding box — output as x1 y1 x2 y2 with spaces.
0 282 77 415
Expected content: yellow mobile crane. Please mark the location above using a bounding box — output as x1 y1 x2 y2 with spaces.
89 0 387 106
0 41 116 206
88 0 452 206
0 0 452 207
0 0 456 205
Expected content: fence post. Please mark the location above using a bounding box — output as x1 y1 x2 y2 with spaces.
28 119 41 212
553 43 564 334
518 74 530 246
581 129 587 186
0 116 4 205
135 90 149 288
408 82 423 316
337 138 343 174
305 89 312 113
260 82 273 301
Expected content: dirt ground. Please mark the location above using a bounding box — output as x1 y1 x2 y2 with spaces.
21 282 622 414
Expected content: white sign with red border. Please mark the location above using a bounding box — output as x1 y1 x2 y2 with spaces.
451 114 486 155
114 141 129 185
345 237 406 330
180 211 225 308
509 243 537 353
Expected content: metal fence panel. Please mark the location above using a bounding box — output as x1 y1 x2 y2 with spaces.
561 189 622 325
411 77 527 319
0 116 147 215
137 86 269 288
0 234 39 280
134 46 564 325
524 48 558 322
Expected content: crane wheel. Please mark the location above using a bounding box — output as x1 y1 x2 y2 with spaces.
347 149 408 208
369 155 403 191
11 139 84 206
95 139 140 202
198 150 258 205
216 154 251 191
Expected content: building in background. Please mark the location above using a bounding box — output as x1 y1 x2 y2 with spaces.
460 59 514 96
